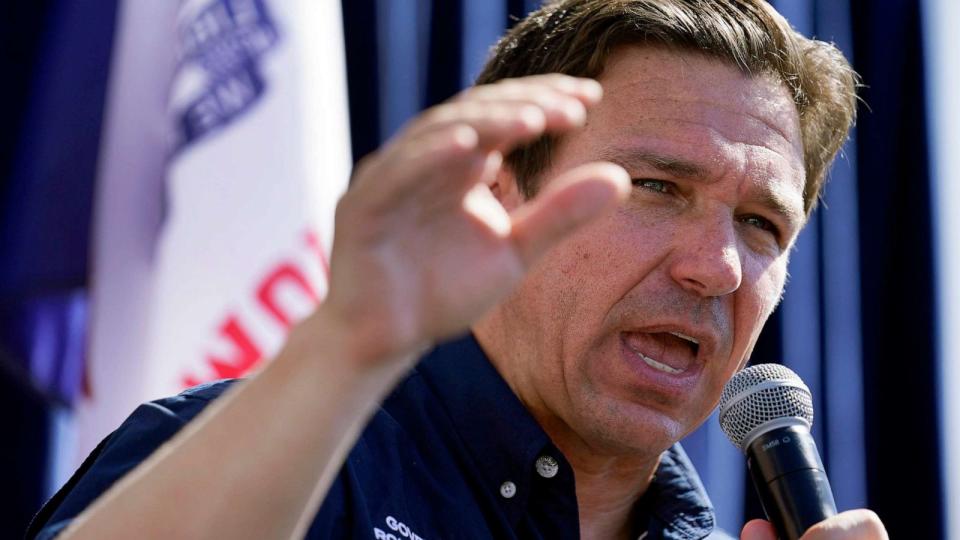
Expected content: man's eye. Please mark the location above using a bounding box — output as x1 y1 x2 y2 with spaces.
633 179 670 193
741 215 779 236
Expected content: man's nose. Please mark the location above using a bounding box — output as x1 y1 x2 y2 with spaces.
668 215 743 297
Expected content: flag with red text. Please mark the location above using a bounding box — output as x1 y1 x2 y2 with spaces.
76 0 350 462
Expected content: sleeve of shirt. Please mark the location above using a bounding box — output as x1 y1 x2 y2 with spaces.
25 380 239 540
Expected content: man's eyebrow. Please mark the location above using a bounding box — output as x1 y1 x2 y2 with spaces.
600 148 805 229
757 191 805 231
599 149 709 180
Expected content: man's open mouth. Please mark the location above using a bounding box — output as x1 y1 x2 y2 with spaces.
622 331 701 375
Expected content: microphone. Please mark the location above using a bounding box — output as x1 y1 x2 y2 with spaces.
718 364 837 540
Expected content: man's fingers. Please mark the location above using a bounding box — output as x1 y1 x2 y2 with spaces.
740 519 777 540
407 99 579 151
509 162 630 268
459 74 603 106
403 75 601 150
353 75 606 213
454 81 596 132
801 510 889 540
347 124 483 212
737 511 888 540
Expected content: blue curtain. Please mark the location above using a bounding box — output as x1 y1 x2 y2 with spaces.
1 0 117 534
849 0 942 536
2 1 944 538
339 1 944 537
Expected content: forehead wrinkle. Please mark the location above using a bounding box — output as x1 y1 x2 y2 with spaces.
598 45 803 156
603 93 798 155
739 106 799 151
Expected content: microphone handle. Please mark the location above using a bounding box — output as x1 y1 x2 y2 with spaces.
746 425 838 540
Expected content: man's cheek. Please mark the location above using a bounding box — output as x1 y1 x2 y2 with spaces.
746 259 788 317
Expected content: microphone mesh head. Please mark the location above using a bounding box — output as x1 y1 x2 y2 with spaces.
718 363 814 451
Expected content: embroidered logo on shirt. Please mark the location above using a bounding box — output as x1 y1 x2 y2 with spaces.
373 515 426 540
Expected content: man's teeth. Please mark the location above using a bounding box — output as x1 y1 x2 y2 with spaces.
640 354 683 375
668 331 699 345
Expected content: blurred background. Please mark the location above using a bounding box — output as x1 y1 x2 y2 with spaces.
2 0 957 538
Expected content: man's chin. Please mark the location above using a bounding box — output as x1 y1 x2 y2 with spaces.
572 396 690 457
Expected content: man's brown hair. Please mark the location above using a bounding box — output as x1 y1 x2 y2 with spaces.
476 0 858 216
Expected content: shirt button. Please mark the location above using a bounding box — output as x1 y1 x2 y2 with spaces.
535 455 559 478
499 481 517 499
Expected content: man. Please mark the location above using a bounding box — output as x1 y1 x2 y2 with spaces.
29 1 887 539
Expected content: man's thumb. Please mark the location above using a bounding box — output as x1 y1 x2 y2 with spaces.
508 162 629 268
741 519 777 540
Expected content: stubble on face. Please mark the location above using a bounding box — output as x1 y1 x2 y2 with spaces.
475 45 805 465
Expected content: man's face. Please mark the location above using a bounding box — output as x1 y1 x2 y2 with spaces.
489 46 806 456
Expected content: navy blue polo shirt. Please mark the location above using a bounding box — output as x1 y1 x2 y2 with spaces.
29 334 732 539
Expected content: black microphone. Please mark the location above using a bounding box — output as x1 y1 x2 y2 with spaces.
718 364 837 540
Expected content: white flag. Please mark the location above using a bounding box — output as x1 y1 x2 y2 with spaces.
77 0 351 463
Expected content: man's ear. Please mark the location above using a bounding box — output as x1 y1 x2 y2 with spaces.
489 164 526 213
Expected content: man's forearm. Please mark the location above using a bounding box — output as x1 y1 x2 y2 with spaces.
60 307 412 540
53 74 623 539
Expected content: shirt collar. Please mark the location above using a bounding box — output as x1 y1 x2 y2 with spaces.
645 444 717 539
415 333 716 539
416 333 557 524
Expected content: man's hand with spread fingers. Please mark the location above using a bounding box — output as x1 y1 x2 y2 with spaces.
321 74 630 369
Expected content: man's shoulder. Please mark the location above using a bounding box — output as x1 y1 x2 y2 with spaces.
26 379 242 538
25 375 441 539
174 378 240 400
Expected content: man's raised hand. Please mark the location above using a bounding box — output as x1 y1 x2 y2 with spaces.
318 75 630 367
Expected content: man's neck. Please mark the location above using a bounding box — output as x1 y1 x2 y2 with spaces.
542 416 660 540
472 319 662 540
